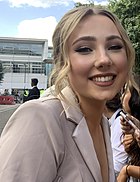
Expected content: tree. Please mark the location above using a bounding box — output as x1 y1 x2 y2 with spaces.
0 61 4 83
108 0 140 74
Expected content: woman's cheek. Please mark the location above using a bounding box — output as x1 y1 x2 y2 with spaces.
70 58 91 75
115 55 128 72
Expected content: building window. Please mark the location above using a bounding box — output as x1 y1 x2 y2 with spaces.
32 62 45 74
0 42 43 56
2 61 13 73
2 61 46 74
45 63 53 76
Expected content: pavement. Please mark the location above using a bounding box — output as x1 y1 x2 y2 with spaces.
0 104 20 134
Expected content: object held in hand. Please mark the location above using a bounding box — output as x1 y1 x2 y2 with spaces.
120 111 140 132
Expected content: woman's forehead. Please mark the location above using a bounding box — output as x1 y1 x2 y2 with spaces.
68 15 121 44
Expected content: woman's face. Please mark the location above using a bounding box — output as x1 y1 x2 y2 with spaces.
68 15 128 102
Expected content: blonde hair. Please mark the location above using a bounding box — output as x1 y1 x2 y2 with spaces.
49 6 136 101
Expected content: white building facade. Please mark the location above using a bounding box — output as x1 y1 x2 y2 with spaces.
0 37 53 94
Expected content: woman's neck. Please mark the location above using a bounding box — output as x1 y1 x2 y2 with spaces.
79 97 105 129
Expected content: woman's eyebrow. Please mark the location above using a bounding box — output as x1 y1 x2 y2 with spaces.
72 36 96 45
106 35 123 41
72 35 123 46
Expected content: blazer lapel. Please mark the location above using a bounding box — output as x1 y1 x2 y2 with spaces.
72 117 102 181
59 87 113 181
101 116 115 181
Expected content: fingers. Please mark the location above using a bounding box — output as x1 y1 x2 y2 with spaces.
123 134 133 151
126 114 140 130
120 116 134 134
120 113 140 148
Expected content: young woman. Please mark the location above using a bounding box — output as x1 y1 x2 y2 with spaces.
0 6 136 182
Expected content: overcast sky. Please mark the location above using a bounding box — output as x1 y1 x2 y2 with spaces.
0 0 108 46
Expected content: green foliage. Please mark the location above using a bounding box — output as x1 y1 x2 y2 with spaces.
0 62 4 83
108 0 140 74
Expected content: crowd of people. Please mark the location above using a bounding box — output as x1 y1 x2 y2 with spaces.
0 5 140 182
0 78 42 104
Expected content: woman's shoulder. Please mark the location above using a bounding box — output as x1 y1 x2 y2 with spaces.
2 96 64 134
20 95 62 113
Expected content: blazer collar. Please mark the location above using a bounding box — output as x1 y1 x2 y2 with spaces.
101 116 115 181
72 116 114 181
60 86 83 124
59 87 102 180
59 86 115 181
72 116 102 181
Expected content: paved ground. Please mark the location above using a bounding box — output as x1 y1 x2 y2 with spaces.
0 104 20 134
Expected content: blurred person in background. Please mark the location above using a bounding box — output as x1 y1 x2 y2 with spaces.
104 92 128 177
117 82 140 182
23 78 40 102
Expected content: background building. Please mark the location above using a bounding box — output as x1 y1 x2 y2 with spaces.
0 37 53 95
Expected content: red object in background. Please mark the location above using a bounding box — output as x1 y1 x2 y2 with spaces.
0 96 15 105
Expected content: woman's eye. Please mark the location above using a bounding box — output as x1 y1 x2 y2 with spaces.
108 45 123 50
75 47 92 54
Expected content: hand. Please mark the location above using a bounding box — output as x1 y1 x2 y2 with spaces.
127 114 140 129
123 134 133 152
120 116 134 134
120 114 140 134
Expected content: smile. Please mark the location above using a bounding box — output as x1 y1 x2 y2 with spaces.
88 75 116 87
94 76 114 82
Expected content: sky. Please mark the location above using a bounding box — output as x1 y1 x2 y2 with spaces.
0 0 108 46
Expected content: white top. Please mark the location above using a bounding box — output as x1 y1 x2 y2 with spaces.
109 109 128 173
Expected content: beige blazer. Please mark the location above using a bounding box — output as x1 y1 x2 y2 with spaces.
0 87 115 182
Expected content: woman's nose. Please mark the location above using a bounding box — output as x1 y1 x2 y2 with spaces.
94 48 112 69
